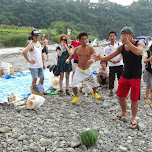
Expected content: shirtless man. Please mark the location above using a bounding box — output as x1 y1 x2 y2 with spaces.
42 35 48 61
93 27 144 129
66 32 100 103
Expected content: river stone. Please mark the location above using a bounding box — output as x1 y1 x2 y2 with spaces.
56 148 64 152
119 145 128 152
18 135 26 141
0 127 11 133
40 138 51 146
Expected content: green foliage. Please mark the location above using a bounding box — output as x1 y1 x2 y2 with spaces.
88 35 98 40
0 0 152 46
52 35 60 44
4 33 28 47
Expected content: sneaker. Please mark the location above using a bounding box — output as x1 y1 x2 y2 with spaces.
109 92 113 97
72 97 80 104
92 92 100 99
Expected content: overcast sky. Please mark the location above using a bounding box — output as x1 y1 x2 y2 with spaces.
90 0 138 6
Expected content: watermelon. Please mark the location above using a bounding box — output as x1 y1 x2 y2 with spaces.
81 128 98 147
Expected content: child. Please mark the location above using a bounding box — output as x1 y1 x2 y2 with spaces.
97 61 109 87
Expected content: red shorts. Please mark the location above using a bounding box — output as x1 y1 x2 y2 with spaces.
117 77 141 101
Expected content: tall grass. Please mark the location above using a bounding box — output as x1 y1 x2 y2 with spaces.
4 33 28 47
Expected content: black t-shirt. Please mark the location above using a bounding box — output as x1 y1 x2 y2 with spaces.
121 41 142 79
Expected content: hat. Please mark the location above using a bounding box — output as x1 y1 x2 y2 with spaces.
121 27 133 34
31 30 41 36
50 76 60 90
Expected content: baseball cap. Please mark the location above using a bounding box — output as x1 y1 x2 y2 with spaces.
121 27 133 34
31 30 41 36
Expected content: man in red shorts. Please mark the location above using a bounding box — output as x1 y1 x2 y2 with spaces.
67 28 81 80
92 27 145 129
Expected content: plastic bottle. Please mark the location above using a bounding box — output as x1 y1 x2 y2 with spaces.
7 94 10 103
7 94 10 105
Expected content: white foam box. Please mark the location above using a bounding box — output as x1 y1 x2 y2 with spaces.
0 65 14 76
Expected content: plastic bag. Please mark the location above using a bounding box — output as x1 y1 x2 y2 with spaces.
27 94 45 109
49 65 60 76
1 62 10 75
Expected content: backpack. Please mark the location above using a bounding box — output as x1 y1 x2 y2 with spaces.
49 64 60 76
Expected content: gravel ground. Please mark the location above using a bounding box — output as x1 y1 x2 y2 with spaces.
0 46 152 152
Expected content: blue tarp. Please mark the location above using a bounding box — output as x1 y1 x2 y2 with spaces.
0 69 54 101
134 36 149 39
0 69 97 101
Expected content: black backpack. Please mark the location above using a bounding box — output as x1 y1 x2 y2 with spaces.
49 65 60 76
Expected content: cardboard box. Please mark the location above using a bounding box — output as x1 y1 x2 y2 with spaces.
30 86 43 96
0 66 2 76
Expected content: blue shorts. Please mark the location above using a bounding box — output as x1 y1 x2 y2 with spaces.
29 68 44 79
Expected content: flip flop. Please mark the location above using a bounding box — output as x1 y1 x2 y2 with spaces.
145 100 151 104
129 122 138 129
114 115 122 120
46 90 58 95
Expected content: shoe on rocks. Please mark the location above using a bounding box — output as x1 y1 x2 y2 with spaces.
92 92 100 99
109 92 114 97
145 99 151 104
72 97 80 104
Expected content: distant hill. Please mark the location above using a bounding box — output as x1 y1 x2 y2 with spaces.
0 0 152 40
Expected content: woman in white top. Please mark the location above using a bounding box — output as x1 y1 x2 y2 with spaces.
23 30 45 86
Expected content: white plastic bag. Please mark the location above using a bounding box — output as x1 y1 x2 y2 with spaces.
27 94 45 109
1 62 10 75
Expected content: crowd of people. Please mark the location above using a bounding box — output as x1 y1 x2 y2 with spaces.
23 27 152 129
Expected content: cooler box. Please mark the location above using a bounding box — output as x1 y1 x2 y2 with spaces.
30 86 43 96
0 64 14 75
10 65 14 74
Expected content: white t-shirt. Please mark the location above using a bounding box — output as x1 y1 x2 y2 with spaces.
104 43 123 67
97 67 109 74
144 51 152 68
28 42 43 68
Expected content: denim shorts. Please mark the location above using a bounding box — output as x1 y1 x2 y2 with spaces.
29 68 44 79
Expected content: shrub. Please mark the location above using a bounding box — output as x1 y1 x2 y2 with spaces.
4 33 28 47
52 35 60 44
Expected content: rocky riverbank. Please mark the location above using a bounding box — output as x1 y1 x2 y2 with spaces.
0 46 152 152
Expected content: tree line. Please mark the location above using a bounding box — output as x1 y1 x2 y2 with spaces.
0 0 152 40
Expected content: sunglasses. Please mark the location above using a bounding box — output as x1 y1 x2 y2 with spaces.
61 39 67 41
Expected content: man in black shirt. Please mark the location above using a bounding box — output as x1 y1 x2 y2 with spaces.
93 27 145 129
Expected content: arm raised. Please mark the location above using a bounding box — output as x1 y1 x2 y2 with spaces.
93 45 122 62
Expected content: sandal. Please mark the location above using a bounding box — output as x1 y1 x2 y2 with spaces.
129 122 138 129
114 115 122 120
145 99 151 104
59 90 64 96
66 89 70 95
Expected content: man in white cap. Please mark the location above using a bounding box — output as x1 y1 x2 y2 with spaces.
23 30 45 86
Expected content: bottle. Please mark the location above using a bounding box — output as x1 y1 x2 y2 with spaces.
7 94 10 105
7 94 10 103
9 94 13 103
